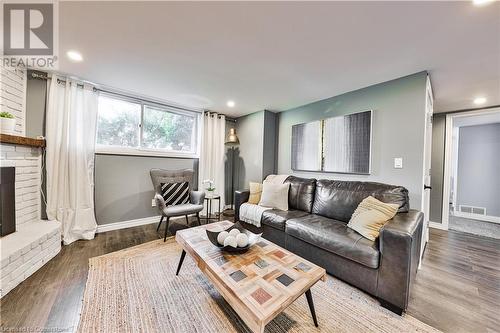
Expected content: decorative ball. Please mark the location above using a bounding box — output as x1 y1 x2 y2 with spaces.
224 235 237 248
229 229 240 237
217 231 229 246
236 233 249 247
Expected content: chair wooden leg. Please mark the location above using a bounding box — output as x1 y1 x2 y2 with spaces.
196 212 201 226
163 217 170 242
185 215 189 226
156 216 164 232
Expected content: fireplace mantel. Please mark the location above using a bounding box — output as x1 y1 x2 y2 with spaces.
0 134 45 148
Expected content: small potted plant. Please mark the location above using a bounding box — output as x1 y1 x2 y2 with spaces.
0 112 16 134
202 179 216 197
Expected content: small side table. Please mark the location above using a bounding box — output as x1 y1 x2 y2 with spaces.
201 194 221 224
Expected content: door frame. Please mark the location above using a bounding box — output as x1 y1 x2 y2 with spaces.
440 107 500 230
420 75 433 263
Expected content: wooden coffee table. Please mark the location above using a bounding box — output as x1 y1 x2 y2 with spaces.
175 221 326 333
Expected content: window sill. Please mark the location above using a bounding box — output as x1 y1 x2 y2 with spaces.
95 146 199 159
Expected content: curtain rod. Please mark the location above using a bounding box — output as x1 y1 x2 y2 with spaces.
31 71 238 120
204 112 236 122
30 71 203 114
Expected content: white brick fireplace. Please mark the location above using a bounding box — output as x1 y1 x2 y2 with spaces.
0 65 61 298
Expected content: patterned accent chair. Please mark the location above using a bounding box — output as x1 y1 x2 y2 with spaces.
150 169 205 241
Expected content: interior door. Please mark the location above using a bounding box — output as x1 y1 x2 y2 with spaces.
421 76 434 261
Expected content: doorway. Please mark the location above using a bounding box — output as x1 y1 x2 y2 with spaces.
441 108 500 239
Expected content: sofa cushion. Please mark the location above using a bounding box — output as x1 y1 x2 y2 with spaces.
312 180 409 223
284 176 316 213
285 214 380 269
248 182 263 204
261 209 310 231
259 181 290 211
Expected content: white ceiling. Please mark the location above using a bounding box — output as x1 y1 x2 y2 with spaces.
58 1 500 117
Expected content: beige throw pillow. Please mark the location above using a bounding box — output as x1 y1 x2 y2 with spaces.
347 196 399 241
248 182 263 204
258 181 290 211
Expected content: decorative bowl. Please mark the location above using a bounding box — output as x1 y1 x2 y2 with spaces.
206 222 262 253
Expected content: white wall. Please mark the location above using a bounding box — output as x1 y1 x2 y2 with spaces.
1 64 27 136
0 66 61 299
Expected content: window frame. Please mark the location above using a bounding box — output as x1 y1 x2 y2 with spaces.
95 91 201 159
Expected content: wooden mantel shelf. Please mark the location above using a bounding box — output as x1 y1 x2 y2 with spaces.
0 134 45 148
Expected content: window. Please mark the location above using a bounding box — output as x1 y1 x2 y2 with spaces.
96 93 199 157
96 96 141 148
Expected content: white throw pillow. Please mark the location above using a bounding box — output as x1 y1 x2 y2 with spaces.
258 181 290 211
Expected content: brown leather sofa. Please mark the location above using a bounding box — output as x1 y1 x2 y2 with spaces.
234 176 423 314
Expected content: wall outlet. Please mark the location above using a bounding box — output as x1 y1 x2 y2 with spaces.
394 157 403 169
151 199 156 207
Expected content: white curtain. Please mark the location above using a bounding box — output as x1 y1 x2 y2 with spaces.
46 77 98 245
199 112 226 214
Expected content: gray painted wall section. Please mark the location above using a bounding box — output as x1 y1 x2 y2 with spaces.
25 72 46 138
26 72 48 219
234 110 277 190
235 111 265 189
277 72 427 210
262 111 278 179
95 154 198 225
456 123 500 216
429 114 446 223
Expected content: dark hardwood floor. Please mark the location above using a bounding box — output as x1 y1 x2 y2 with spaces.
1 219 499 332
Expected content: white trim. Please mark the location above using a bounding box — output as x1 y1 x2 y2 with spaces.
441 114 453 230
96 215 193 233
429 221 448 230
96 216 159 233
453 212 500 224
95 145 199 159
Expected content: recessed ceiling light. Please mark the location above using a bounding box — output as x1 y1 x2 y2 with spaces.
66 50 83 62
473 0 494 6
473 97 487 105
226 100 235 108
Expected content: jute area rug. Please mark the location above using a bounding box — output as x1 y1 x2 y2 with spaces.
77 238 439 333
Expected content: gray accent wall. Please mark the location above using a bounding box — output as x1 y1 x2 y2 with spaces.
25 72 47 138
429 114 446 223
26 72 48 219
276 72 428 210
456 123 500 217
235 110 278 190
263 110 278 178
95 154 198 224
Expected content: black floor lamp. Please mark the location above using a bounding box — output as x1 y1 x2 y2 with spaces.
224 128 239 216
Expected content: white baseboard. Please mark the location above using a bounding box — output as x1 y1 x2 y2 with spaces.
429 221 448 230
96 216 160 233
453 211 500 224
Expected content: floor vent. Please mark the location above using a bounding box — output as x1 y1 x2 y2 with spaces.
459 205 486 216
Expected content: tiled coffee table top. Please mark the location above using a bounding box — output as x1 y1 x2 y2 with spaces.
175 221 326 333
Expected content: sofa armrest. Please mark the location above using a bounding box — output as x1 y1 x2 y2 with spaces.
234 190 250 221
377 209 423 312
190 190 205 205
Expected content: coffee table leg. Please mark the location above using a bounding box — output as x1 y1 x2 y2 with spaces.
176 250 186 276
305 289 318 327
